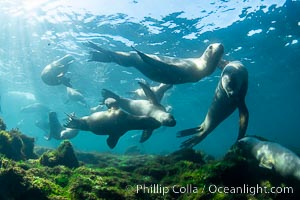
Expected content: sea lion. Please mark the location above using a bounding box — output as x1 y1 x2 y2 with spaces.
102 82 176 142
177 61 249 148
64 98 161 148
46 111 79 140
41 54 75 87
239 136 300 181
20 103 50 116
129 81 173 103
86 41 224 84
65 87 88 107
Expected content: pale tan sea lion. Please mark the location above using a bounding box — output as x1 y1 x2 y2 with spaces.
41 54 75 87
86 41 224 84
239 136 300 181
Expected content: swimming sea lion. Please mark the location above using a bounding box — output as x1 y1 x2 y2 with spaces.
177 61 249 148
102 82 176 126
65 87 88 107
64 99 161 148
20 103 50 117
47 111 79 140
239 136 300 181
102 82 176 142
86 41 224 84
41 54 75 87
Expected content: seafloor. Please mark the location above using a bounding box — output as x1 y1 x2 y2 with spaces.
0 117 299 200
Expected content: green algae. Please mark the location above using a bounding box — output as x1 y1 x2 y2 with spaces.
0 117 299 199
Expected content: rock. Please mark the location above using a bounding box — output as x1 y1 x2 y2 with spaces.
39 140 79 168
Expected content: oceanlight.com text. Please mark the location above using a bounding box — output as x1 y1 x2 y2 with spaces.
130 184 294 196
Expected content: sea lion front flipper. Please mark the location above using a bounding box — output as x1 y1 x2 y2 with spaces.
106 135 122 149
101 89 121 103
131 46 178 70
140 129 154 143
237 101 249 140
138 81 159 106
49 111 63 140
259 156 274 170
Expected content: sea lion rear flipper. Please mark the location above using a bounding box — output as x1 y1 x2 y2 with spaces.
102 89 121 102
138 81 159 105
85 41 114 62
177 126 203 137
237 101 249 140
85 41 107 52
140 129 154 143
180 134 207 149
107 135 121 149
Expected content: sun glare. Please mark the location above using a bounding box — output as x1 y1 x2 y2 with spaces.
21 0 49 11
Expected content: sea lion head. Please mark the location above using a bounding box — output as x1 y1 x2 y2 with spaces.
221 74 236 98
221 61 245 98
203 43 224 67
159 112 176 127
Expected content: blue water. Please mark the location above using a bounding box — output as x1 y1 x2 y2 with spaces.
0 0 299 158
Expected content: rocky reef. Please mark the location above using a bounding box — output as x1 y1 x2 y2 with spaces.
0 117 299 199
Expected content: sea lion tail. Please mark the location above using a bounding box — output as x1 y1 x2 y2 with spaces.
101 89 121 102
177 126 202 137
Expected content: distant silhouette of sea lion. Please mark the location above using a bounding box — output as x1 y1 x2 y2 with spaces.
64 98 161 148
41 54 75 87
239 136 300 181
20 103 50 116
86 41 224 84
177 61 249 148
65 87 88 107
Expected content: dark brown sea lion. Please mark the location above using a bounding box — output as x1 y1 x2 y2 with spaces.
64 98 161 148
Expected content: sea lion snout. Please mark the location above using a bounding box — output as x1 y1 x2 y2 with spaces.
161 114 176 127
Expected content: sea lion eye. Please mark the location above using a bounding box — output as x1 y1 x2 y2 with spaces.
209 45 213 50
